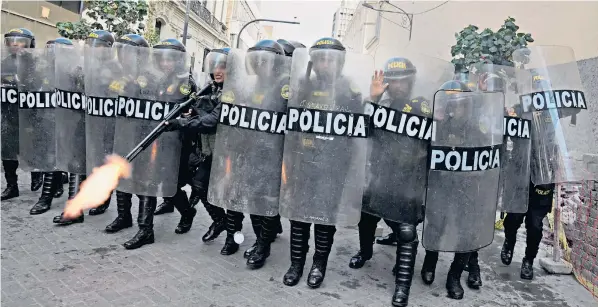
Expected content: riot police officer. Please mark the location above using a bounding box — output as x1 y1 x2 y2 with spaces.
350 57 430 306
500 73 559 280
52 30 117 225
25 38 73 215
1 28 43 201
420 80 482 300
281 37 364 289
163 46 229 242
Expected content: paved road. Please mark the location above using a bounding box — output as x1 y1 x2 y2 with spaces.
2 171 596 307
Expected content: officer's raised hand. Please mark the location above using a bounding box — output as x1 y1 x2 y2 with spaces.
370 69 388 101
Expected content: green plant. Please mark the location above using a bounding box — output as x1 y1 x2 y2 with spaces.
57 0 149 41
450 17 534 73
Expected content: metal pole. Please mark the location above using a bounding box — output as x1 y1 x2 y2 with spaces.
553 184 561 261
182 0 190 45
236 18 300 48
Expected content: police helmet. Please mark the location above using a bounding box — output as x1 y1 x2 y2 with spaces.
531 71 551 91
153 38 187 75
246 39 285 76
309 37 346 79
4 28 35 48
204 48 229 76
116 34 149 47
45 38 73 56
85 30 115 47
436 80 475 120
277 39 306 57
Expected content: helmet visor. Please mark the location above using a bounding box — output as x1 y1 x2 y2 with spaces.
246 50 276 76
4 36 31 53
85 38 111 47
309 49 344 80
204 51 227 74
154 48 187 75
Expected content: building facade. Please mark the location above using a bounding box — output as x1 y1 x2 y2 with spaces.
1 1 82 45
331 1 355 41
344 1 598 67
224 0 266 50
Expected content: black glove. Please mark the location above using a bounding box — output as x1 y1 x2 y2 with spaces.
164 118 187 131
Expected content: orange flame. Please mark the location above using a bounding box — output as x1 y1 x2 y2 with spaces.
63 154 131 219
225 156 231 174
281 162 287 185
150 142 158 162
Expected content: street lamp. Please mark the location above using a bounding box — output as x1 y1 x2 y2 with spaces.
236 18 300 48
362 1 413 41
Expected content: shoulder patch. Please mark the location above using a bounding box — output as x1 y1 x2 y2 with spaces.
136 76 147 88
166 84 175 94
43 78 49 85
402 104 412 113
221 91 235 103
179 83 191 95
420 100 431 115
281 84 290 99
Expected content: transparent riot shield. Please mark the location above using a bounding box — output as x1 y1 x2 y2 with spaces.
1 46 20 160
55 44 86 174
16 48 58 171
513 45 594 184
84 45 121 171
112 45 184 197
278 48 373 226
207 48 290 216
422 90 504 252
362 47 454 224
472 64 532 213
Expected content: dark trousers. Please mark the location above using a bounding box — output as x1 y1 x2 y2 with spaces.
2 160 18 184
503 182 554 259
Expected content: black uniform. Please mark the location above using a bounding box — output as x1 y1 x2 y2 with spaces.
162 47 230 243
1 28 44 201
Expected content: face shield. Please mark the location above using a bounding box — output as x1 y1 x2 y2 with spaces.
5 36 31 54
309 48 344 82
116 42 146 77
434 91 472 122
204 51 227 83
246 50 277 78
154 48 186 76
385 74 415 99
85 37 111 47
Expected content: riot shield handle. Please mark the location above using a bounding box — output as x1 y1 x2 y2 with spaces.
124 82 213 162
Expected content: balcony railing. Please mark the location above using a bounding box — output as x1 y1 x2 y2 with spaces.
178 0 227 34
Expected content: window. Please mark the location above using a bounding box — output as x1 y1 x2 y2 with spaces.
46 1 82 14
155 19 163 37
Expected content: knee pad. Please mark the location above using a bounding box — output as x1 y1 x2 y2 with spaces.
397 224 417 243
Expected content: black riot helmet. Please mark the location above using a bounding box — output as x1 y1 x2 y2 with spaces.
85 30 115 47
246 39 285 78
309 37 346 82
383 57 417 98
153 38 188 76
4 28 35 53
276 39 305 57
204 47 229 83
45 37 73 57
436 80 474 121
531 70 551 91
115 34 149 76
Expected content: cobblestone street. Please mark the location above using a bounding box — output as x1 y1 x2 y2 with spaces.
2 171 597 307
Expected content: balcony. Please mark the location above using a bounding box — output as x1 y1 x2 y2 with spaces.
177 0 227 34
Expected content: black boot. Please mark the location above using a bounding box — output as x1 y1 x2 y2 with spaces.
105 191 133 233
123 196 156 250
283 221 310 287
53 174 86 225
467 251 482 289
446 253 470 300
173 189 197 234
30 172 57 215
307 224 336 288
220 210 243 255
154 197 175 215
2 160 19 201
30 172 43 191
202 200 226 242
520 257 534 280
421 250 438 285
392 240 418 307
349 216 376 269
53 172 64 198
501 238 515 265
376 232 398 246
245 214 262 258
189 188 201 207
247 215 278 269
89 195 110 215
